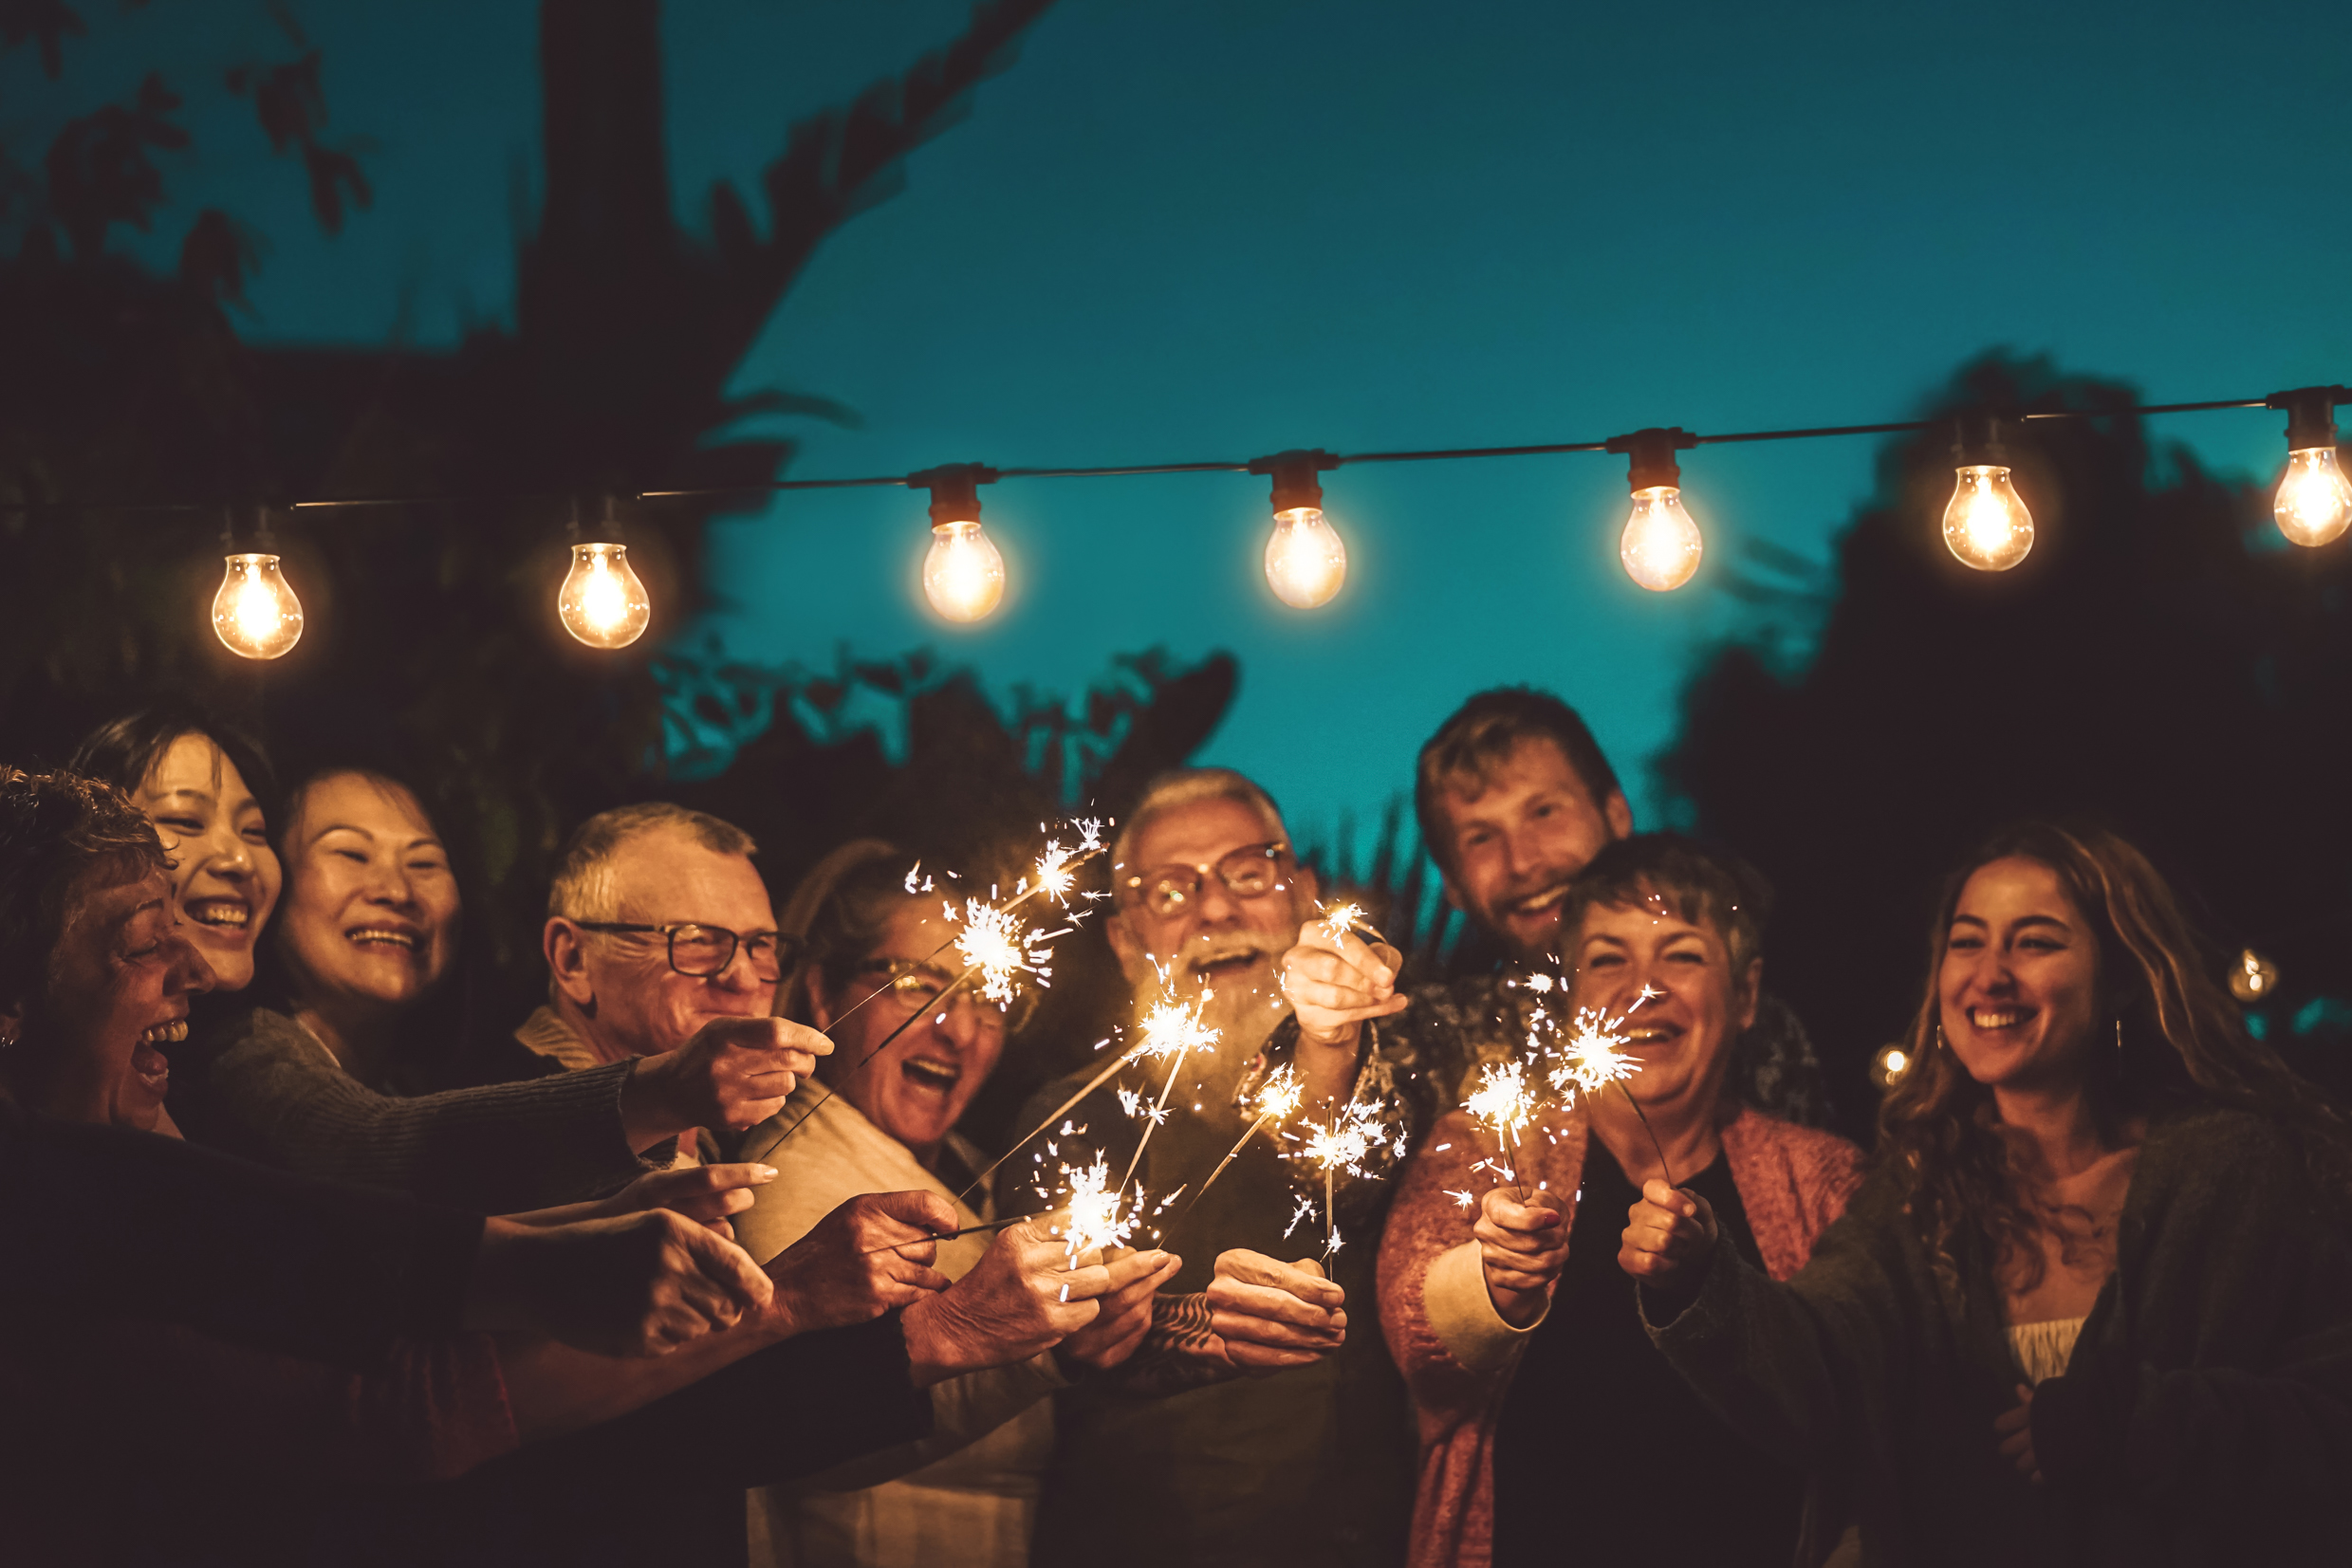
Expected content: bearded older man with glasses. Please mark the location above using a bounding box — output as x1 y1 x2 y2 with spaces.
1013 767 1416 1568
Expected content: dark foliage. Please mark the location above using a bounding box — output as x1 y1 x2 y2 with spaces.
1665 354 2352 1138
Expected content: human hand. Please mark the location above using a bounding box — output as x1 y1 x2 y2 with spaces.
1619 1179 1718 1315
1279 921 1409 1051
763 1190 955 1337
900 1218 1114 1385
1994 1384 2043 1485
1171 1250 1348 1374
620 1018 834 1150
1056 1246 1182 1372
597 1161 779 1241
471 1208 776 1357
1476 1186 1570 1326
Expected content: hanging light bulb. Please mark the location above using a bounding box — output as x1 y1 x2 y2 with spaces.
1604 427 1703 591
1249 449 1346 608
559 544 652 648
2266 387 2352 547
912 465 1006 622
212 508 304 659
1942 415 2034 571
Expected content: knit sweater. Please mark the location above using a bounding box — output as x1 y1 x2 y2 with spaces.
1645 1106 2352 1567
1379 1101 1862 1568
169 1005 655 1209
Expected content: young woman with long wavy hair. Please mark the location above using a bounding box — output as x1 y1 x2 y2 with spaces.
1620 821 2352 1567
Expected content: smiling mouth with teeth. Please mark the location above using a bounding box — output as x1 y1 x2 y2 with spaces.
901 1060 961 1092
186 900 252 932
346 928 421 951
1968 1007 2032 1030
139 1020 189 1046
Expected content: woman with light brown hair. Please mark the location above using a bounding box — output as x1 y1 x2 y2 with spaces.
1624 821 2352 1566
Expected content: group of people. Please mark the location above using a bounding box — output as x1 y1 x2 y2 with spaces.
2 684 2346 1567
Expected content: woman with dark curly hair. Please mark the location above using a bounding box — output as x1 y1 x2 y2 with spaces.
1624 822 2352 1566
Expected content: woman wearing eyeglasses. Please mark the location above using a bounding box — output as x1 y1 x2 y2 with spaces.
733 839 1181 1568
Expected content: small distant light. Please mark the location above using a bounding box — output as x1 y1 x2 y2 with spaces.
1868 1043 1912 1091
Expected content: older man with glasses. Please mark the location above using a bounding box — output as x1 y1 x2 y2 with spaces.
1014 767 1415 1568
521 802 832 1167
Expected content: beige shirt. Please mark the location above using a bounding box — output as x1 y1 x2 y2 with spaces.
735 1087 1064 1568
512 1005 710 1168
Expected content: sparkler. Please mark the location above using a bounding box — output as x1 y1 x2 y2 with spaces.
1464 1059 1539 1197
1292 1098 1391 1258
1186 1065 1304 1209
1119 990 1219 1195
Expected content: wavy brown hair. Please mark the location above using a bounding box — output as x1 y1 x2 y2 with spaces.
1877 821 2352 1299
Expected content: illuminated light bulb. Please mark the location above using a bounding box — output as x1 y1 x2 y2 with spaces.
923 521 1007 622
1620 486 1703 591
2267 389 2352 547
1251 450 1347 608
1604 426 1703 591
1942 465 2034 571
2229 948 2280 1005
912 464 1006 623
558 542 652 649
1868 1043 1912 1092
2275 448 2352 546
212 552 304 660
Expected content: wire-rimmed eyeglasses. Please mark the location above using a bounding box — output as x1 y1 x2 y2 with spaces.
1116 839 1294 920
572 921 795 983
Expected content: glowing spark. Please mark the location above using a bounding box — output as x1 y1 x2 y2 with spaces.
1058 1153 1136 1265
1188 1066 1306 1209
950 897 1051 1005
1116 1087 1143 1118
1525 972 1554 993
1447 1189 1476 1210
1322 901 1369 941
1550 1007 1639 1098
1464 1059 1537 1149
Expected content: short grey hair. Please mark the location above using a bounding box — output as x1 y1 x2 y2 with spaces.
1111 767 1288 875
548 802 757 922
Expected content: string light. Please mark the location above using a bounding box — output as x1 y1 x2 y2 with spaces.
1605 428 1703 591
1942 414 2034 571
1867 1043 1911 1091
2228 947 2280 1004
1250 449 1347 608
2267 387 2351 547
557 498 652 649
914 465 1007 623
11 381 2343 652
211 509 304 660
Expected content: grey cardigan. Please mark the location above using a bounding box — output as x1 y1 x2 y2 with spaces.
1645 1106 2352 1567
170 1005 655 1210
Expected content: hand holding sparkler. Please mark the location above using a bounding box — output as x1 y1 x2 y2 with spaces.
898 1213 1126 1386
620 1016 833 1151
1201 1251 1348 1372
1474 1186 1569 1328
1618 1179 1719 1318
761 1190 955 1337
1056 1247 1183 1372
1278 904 1408 1055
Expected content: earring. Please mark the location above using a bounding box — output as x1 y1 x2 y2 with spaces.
1935 1024 1948 1051
2115 1018 2124 1051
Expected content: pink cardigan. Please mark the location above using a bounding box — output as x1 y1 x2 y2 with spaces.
1377 1103 1863 1568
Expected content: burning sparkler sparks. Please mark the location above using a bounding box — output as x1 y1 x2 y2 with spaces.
1548 1007 1639 1097
1290 1097 1398 1257
1189 1065 1306 1209
1464 1059 1540 1194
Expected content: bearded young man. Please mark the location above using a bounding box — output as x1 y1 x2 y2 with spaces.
1273 686 1830 1156
1012 768 1415 1568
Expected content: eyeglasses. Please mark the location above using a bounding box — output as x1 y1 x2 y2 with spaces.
853 957 1037 1033
1118 840 1294 920
572 921 796 983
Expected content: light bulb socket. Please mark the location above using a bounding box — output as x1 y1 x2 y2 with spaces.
910 464 998 526
1950 412 2017 468
1604 427 1697 492
2268 386 2347 452
1248 449 1339 514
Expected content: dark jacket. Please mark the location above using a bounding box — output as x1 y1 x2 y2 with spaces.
1647 1106 2352 1566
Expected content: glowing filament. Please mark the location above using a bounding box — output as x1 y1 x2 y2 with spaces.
558 543 652 649
1942 465 2034 571
1265 506 1348 608
1620 486 1703 592
923 520 1007 622
212 553 304 660
2274 447 2352 547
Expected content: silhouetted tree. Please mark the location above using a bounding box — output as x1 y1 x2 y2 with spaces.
1666 354 2352 1135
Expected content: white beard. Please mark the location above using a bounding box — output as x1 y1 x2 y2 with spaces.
1131 937 1296 1111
